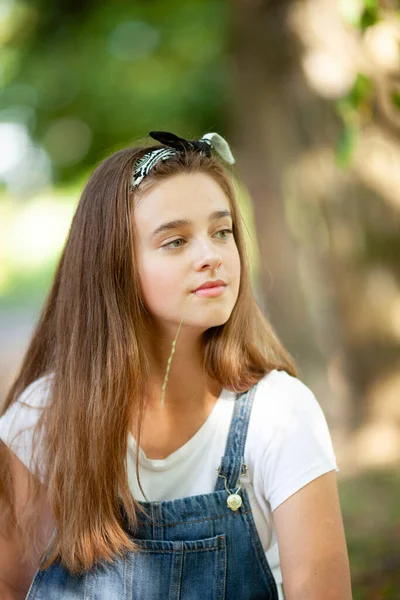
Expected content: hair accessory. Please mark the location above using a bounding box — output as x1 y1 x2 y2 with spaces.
131 130 235 189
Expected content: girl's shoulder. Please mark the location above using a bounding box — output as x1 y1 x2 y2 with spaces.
13 372 55 409
0 373 54 457
251 368 323 423
247 369 339 512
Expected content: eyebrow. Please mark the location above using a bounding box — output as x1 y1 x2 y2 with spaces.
151 210 232 238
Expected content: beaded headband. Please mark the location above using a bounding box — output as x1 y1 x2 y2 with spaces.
131 131 235 189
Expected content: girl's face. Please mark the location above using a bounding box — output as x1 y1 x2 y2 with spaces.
133 172 241 336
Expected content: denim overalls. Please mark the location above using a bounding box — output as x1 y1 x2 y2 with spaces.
26 383 279 599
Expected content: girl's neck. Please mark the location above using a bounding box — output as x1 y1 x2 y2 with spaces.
144 374 221 415
135 376 222 460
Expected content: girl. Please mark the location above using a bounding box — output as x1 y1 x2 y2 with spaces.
0 131 352 599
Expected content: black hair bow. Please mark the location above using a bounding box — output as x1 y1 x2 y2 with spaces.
149 131 212 158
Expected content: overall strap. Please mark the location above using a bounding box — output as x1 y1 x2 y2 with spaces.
214 382 258 492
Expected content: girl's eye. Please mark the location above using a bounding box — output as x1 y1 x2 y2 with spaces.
216 228 233 239
162 228 233 250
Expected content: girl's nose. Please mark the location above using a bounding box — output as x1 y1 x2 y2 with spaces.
195 252 222 272
192 236 223 271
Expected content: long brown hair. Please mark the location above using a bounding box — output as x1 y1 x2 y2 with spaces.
0 144 297 574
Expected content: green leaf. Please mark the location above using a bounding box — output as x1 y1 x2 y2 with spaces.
347 73 373 109
391 91 400 111
363 0 379 9
336 124 358 168
359 6 380 31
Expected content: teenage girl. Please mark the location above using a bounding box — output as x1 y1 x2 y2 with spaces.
0 131 352 599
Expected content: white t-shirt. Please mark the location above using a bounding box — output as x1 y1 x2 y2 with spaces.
0 369 339 600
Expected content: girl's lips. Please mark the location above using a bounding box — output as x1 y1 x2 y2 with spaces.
193 279 226 292
193 285 227 298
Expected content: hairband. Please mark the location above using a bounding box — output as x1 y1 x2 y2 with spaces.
131 131 235 189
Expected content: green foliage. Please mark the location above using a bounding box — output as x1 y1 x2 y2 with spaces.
336 2 400 167
335 74 373 167
339 468 400 598
0 0 232 184
391 91 400 110
347 74 374 110
0 263 56 312
359 0 381 32
340 0 382 30
336 123 358 168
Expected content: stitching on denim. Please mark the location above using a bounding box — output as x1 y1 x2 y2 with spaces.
123 552 128 600
25 568 45 598
216 535 227 599
135 546 223 555
134 535 226 555
170 543 183 599
228 388 255 487
83 569 93 600
215 385 257 492
215 395 246 490
222 534 227 599
243 510 279 597
135 509 251 529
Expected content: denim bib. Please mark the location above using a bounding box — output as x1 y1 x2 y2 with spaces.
26 383 279 599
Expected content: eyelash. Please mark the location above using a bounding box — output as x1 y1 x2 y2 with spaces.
162 228 234 250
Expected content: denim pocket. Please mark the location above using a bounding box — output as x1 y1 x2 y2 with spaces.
26 535 227 600
119 534 227 600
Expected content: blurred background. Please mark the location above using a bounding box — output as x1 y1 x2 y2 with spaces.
0 0 399 596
